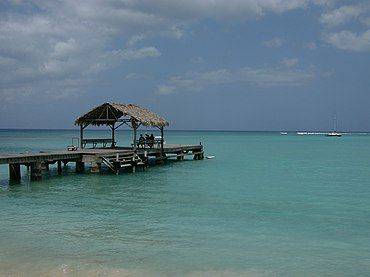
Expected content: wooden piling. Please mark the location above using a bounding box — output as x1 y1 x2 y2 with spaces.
75 161 85 173
177 152 184 161
91 161 101 173
57 161 62 173
41 162 49 171
9 164 21 181
193 151 204 160
30 162 42 181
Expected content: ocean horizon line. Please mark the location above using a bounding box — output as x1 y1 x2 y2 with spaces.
0 128 369 134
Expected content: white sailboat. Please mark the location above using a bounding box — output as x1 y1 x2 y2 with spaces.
326 117 342 137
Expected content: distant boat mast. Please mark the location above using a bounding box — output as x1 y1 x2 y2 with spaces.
326 116 342 137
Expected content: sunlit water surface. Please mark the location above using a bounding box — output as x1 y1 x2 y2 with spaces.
1 130 370 276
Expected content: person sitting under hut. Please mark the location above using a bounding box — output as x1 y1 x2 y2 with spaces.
149 133 155 148
138 134 145 148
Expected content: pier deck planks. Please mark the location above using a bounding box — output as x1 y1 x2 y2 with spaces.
0 144 203 165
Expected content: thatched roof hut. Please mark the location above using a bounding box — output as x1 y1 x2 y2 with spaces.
75 102 169 127
75 103 168 150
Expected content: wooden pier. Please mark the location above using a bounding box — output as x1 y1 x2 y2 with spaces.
0 144 203 181
0 102 205 181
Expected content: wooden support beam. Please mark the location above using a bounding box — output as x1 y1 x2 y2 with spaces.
80 124 83 149
76 161 85 173
177 153 184 161
9 164 21 181
132 119 138 152
41 162 49 171
30 162 42 181
111 123 115 148
155 153 166 164
57 161 62 173
114 121 126 130
160 126 164 157
91 161 101 173
193 151 204 160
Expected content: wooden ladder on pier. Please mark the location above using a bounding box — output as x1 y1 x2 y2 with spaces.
101 152 145 173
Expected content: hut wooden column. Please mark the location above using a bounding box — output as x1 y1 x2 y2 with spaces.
79 123 90 149
80 124 83 149
111 123 115 148
132 119 138 152
160 126 164 157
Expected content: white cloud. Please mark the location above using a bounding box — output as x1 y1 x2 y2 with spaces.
166 25 184 39
320 3 370 52
125 73 152 80
320 5 364 27
0 1 168 102
126 34 146 47
157 85 176 95
306 41 318 49
118 47 161 60
191 57 205 64
360 17 370 26
324 29 370 52
0 0 337 102
263 37 284 47
156 63 316 95
281 58 299 68
127 0 314 20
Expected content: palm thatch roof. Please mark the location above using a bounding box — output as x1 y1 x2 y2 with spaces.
75 103 169 127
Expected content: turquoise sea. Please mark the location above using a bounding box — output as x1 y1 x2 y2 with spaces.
1 130 370 276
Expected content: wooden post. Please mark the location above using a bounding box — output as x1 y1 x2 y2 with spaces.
132 120 137 152
30 162 42 181
57 161 62 173
91 161 101 173
41 162 49 171
9 164 21 181
114 153 120 175
111 123 115 148
177 152 184 161
160 126 164 157
76 161 85 173
80 124 83 149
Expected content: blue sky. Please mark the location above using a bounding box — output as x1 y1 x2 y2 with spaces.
0 0 370 131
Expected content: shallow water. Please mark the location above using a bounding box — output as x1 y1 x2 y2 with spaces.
1 130 370 276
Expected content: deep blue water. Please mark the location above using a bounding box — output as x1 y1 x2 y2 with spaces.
1 130 370 276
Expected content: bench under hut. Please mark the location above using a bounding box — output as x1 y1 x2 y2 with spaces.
75 103 169 154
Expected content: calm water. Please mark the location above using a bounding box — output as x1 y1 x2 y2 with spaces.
1 130 370 276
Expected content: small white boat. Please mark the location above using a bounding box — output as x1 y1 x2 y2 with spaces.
206 156 215 159
326 132 342 137
326 117 342 137
280 132 288 135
